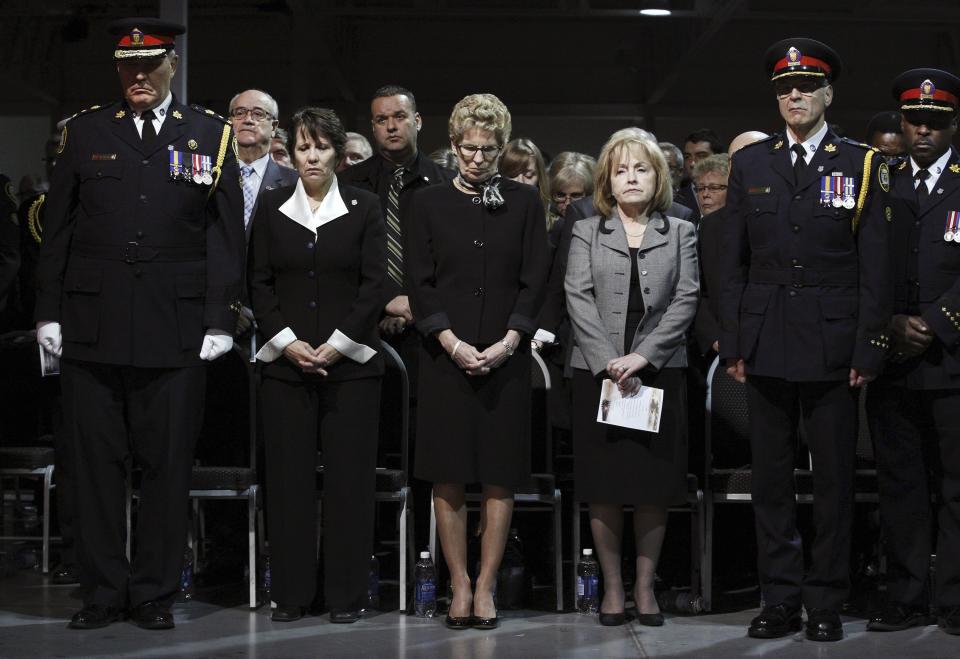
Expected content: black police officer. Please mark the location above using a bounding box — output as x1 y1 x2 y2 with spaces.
34 18 244 630
719 38 891 641
865 68 960 636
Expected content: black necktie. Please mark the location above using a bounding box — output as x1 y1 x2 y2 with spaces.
915 168 930 205
140 109 157 150
791 143 807 185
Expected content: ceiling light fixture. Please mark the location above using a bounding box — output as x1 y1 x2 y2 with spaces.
640 0 672 17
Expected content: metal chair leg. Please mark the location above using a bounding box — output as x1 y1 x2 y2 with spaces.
553 489 563 611
248 486 258 609
42 465 53 574
399 488 408 612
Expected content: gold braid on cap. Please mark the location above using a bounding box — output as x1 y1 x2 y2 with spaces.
852 149 875 234
208 123 231 199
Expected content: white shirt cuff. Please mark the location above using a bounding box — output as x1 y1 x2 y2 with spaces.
327 329 377 364
534 328 556 344
255 327 297 362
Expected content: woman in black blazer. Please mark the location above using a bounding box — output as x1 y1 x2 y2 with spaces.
406 94 549 629
248 107 386 623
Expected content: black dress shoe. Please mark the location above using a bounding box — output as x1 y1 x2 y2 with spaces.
635 612 664 627
329 609 361 624
747 603 802 639
598 611 627 626
805 608 843 642
51 564 80 586
472 613 499 630
866 602 934 632
938 606 960 635
68 604 124 630
129 601 174 630
444 614 472 630
271 605 304 622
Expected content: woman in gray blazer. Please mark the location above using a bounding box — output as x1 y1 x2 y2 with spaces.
565 127 699 626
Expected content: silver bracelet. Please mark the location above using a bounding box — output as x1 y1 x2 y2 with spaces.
451 340 463 358
501 340 514 357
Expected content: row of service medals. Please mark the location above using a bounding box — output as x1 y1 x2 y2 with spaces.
944 210 960 243
168 145 213 185
819 175 856 210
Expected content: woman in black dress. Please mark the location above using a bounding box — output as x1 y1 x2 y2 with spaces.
405 93 549 629
564 127 699 626
248 107 386 623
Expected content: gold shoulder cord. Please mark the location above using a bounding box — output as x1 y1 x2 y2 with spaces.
852 149 874 234
208 123 231 199
28 195 45 244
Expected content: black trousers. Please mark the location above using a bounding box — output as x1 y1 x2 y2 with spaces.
745 375 857 611
866 380 960 608
61 359 205 610
262 376 380 610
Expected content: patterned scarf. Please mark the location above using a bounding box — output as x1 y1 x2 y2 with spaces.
457 173 505 210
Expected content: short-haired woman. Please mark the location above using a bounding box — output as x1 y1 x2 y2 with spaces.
249 107 386 623
406 93 549 630
565 127 698 626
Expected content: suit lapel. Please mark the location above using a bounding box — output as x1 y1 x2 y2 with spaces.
147 100 187 158
920 147 960 218
796 132 840 193
638 213 668 253
111 103 145 154
892 158 919 215
598 214 629 257
768 135 794 187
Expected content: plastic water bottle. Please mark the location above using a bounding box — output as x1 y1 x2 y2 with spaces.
367 554 380 610
180 546 194 601
414 551 437 617
576 549 599 614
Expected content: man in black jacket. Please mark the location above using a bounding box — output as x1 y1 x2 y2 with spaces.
865 68 960 636
34 17 244 630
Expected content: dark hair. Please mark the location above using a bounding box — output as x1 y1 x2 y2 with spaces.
289 107 347 161
683 128 724 155
372 85 417 112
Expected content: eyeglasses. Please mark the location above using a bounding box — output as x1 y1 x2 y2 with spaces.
773 78 826 99
457 143 501 159
693 183 728 194
552 191 585 203
230 107 275 122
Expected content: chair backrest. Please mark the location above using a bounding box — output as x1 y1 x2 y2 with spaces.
194 346 257 473
530 350 553 474
378 340 410 477
704 356 751 475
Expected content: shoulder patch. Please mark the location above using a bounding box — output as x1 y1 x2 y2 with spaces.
189 104 229 123
28 194 45 244
56 125 67 155
878 161 890 192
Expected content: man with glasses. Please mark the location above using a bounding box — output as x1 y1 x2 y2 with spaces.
719 38 891 642
865 68 960 636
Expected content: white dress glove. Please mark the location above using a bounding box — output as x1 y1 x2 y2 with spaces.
199 329 233 361
36 321 63 357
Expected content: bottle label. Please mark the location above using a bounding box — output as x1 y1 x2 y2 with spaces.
416 579 436 603
584 575 598 599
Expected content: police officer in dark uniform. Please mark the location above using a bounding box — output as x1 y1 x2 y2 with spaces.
865 68 960 636
34 18 244 630
719 38 891 641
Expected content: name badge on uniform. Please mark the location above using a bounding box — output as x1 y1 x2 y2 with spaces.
820 174 856 209
945 210 960 243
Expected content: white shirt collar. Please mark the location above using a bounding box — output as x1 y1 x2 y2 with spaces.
134 92 173 121
279 176 349 233
785 121 829 163
910 148 953 191
242 153 272 180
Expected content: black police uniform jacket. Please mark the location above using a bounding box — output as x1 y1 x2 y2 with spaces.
718 130 892 380
885 146 960 389
247 183 386 383
34 98 245 368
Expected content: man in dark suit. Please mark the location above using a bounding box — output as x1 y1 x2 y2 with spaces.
719 38 891 642
227 89 297 341
34 17 244 630
339 85 453 340
865 68 960 636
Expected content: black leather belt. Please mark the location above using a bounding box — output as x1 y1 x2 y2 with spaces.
72 242 206 264
749 266 858 288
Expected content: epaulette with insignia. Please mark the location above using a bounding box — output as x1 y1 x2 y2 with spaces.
839 136 873 151
189 104 229 123
748 133 779 148
66 102 116 123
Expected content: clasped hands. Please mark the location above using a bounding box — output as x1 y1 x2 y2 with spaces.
379 295 413 337
606 352 649 396
282 340 341 375
439 329 520 376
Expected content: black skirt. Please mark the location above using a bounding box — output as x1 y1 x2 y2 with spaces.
414 337 531 490
572 367 688 505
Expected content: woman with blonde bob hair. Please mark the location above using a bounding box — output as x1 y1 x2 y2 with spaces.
564 127 698 627
406 93 549 630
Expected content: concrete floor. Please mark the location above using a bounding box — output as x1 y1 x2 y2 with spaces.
0 570 956 659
